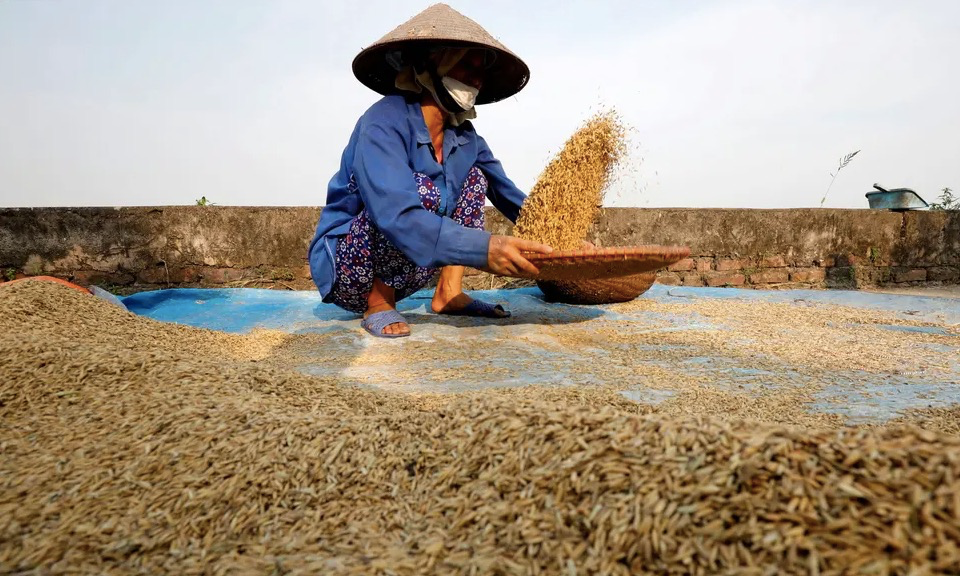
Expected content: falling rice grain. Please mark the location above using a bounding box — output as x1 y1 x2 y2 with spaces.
514 110 627 250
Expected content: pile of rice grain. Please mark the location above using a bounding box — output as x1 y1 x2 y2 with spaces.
2 281 960 575
514 110 627 250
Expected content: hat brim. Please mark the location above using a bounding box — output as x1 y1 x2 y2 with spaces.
352 39 530 105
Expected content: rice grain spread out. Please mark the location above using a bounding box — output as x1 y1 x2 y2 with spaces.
514 111 627 250
2 280 960 574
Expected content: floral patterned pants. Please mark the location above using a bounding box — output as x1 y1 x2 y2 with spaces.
328 167 487 314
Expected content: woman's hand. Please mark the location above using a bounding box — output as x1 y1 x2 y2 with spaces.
485 235 553 278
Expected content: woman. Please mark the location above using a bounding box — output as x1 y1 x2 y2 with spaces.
308 4 552 338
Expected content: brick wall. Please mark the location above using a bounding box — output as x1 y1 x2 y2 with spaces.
1 207 957 294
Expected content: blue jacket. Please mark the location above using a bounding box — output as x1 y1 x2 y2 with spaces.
308 94 527 300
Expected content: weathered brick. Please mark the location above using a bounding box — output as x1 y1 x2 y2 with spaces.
865 249 889 267
716 258 751 272
668 258 695 272
821 254 863 268
267 267 297 282
760 255 787 268
695 258 713 273
170 267 202 283
136 265 200 285
893 268 927 283
704 272 746 287
203 267 246 284
681 273 705 287
749 269 790 284
790 268 826 283
69 271 96 284
137 267 169 284
656 271 681 286
863 267 892 285
837 254 860 266
928 267 960 282
825 267 858 288
71 270 135 286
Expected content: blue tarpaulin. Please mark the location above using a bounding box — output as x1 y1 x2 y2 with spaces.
121 285 960 333
120 285 960 423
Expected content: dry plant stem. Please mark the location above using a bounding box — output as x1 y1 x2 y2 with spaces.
819 149 860 207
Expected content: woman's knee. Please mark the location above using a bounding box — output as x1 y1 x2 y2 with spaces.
413 172 441 213
451 166 487 228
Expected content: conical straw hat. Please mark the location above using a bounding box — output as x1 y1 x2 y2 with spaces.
352 3 530 105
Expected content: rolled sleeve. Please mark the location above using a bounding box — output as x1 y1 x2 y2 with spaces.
438 218 491 269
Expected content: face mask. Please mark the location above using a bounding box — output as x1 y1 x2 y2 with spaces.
440 76 479 111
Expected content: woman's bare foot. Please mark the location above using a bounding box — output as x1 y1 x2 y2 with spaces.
430 266 509 317
365 279 409 336
431 290 477 314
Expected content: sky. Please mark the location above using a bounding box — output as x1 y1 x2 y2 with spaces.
1 0 958 209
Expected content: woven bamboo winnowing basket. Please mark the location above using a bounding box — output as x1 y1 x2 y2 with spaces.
537 272 658 305
525 245 690 305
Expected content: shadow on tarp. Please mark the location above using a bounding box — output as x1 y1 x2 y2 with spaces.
399 288 606 329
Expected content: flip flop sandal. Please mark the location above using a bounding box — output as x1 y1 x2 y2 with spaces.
360 309 410 338
441 299 511 318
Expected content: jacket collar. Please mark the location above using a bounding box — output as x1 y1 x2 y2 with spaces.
410 99 470 147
